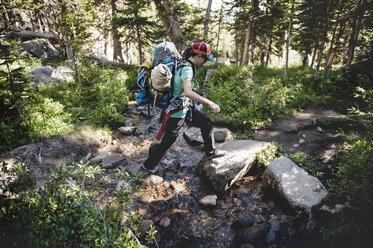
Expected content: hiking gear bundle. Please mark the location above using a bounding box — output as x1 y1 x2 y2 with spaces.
136 41 192 117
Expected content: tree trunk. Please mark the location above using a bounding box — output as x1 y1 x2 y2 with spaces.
315 0 332 77
153 0 185 52
215 6 223 59
265 35 273 67
111 0 124 63
324 8 340 79
345 0 366 68
204 0 213 40
242 18 253 65
284 0 295 79
135 13 144 64
310 45 318 69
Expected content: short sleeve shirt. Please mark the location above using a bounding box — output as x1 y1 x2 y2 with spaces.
170 65 194 118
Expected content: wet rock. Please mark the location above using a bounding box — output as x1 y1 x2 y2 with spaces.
240 244 255 248
90 152 127 169
183 127 233 145
145 175 164 186
125 120 133 126
148 124 159 133
232 213 256 230
263 156 328 212
199 194 217 206
160 217 171 228
236 223 270 245
138 219 153 237
200 140 271 192
118 126 136 135
266 219 281 243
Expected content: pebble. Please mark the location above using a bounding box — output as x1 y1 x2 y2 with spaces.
199 194 218 206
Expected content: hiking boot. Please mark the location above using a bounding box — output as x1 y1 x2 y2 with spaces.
138 165 159 178
206 149 227 160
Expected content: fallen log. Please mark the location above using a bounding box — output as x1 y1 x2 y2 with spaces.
88 55 136 70
7 30 59 41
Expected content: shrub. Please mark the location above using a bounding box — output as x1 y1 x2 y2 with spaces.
0 161 153 248
321 135 373 247
25 97 72 139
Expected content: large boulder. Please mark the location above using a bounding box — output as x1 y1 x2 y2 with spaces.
20 39 59 59
29 65 73 85
263 156 328 212
200 140 271 192
184 127 233 146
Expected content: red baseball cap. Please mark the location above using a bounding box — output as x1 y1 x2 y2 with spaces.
192 42 215 62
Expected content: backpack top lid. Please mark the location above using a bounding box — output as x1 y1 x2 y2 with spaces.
153 42 181 66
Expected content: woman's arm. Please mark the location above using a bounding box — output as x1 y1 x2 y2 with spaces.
183 77 220 114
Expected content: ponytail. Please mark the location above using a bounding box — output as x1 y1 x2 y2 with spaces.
183 47 197 60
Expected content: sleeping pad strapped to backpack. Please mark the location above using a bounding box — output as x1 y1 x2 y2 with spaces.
136 41 191 117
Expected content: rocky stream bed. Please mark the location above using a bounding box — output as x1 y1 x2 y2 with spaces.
1 102 364 248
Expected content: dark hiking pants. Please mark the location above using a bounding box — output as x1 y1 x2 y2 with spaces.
143 109 216 170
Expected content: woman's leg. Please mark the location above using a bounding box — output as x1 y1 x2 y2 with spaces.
190 109 216 154
143 117 185 170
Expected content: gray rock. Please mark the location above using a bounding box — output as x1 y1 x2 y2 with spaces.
118 126 137 135
205 69 217 82
91 152 127 169
233 213 256 230
184 127 233 145
29 65 73 85
217 58 231 65
160 217 171 228
20 39 59 59
201 140 271 192
125 120 133 127
138 219 154 237
263 156 328 212
51 66 74 82
199 194 217 206
145 175 164 187
237 223 270 244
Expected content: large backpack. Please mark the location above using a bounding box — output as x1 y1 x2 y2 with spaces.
136 41 191 117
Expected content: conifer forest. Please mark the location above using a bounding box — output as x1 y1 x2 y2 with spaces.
0 0 372 247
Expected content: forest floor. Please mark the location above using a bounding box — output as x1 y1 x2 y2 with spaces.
1 102 366 247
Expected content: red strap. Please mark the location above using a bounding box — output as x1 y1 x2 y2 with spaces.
155 110 178 140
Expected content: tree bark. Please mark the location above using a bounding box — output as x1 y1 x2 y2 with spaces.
242 18 253 65
284 0 295 79
135 12 144 64
204 0 213 40
324 7 340 79
345 0 366 68
315 0 332 77
153 0 185 53
215 6 223 59
111 0 124 63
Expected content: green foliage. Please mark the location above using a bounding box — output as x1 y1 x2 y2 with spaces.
39 58 131 128
26 97 73 139
0 161 150 248
321 135 373 247
0 40 36 150
286 152 322 177
255 143 279 174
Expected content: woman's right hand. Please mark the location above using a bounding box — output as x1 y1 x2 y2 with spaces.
209 102 220 114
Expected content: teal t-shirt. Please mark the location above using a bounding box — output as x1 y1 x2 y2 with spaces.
170 65 193 118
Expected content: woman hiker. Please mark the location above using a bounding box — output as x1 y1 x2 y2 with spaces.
140 41 227 177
